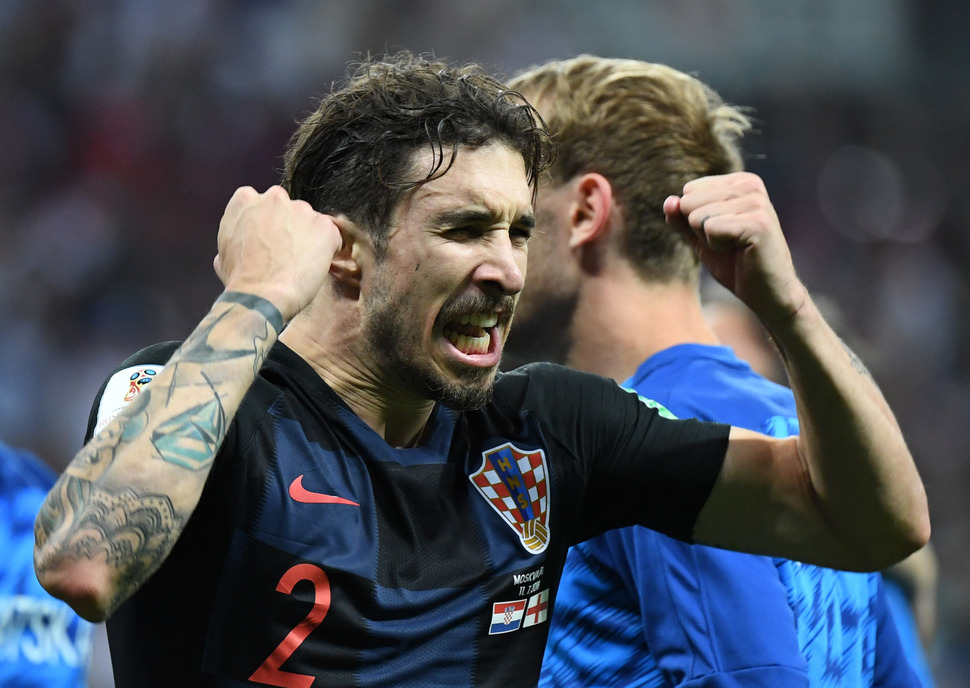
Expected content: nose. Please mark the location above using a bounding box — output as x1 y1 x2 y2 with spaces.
474 233 526 296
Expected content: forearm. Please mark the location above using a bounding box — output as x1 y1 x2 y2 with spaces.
34 292 283 621
769 294 930 567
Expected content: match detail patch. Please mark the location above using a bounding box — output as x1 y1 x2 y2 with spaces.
488 590 549 635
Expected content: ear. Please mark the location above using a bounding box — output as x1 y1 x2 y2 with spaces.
328 216 366 289
567 172 614 250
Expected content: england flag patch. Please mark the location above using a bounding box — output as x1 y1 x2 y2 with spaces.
523 590 549 628
469 442 550 553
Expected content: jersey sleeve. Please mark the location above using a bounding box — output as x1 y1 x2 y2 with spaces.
83 341 182 443
873 576 929 688
515 364 730 544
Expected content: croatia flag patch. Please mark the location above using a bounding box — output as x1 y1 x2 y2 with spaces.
470 442 550 553
489 600 527 635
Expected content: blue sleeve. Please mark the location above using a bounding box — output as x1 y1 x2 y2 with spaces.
0 443 94 688
597 527 810 687
874 576 931 688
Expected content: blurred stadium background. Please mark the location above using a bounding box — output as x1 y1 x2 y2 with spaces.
1 1 967 685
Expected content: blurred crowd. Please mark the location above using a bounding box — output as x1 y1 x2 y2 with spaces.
1 1 968 686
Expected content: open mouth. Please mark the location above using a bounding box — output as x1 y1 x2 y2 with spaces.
443 312 499 356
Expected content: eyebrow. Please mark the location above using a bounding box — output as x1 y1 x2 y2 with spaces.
433 207 536 230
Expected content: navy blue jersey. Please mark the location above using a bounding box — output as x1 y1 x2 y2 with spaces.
540 344 923 688
86 341 729 688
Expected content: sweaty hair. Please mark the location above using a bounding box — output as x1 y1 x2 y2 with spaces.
509 56 751 284
282 51 555 255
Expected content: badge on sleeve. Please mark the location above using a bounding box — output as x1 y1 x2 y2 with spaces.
94 365 163 435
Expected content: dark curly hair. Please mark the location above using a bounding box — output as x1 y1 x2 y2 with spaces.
282 51 555 256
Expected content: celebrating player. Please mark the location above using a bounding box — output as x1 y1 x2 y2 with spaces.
33 51 928 687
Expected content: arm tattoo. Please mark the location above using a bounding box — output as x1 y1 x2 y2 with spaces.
216 291 285 334
177 301 276 375
840 337 873 378
71 392 152 474
35 475 183 613
151 373 226 471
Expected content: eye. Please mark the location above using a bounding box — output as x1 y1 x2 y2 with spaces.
444 225 485 242
509 225 533 247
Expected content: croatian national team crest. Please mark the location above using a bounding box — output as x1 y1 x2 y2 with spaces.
469 442 550 553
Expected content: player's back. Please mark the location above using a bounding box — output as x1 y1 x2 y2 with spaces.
540 344 914 688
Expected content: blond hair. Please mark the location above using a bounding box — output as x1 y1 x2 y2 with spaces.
510 56 751 283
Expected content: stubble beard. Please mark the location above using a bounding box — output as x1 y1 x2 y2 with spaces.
364 287 503 411
500 291 578 372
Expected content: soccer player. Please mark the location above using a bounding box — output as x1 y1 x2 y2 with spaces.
1 439 93 687
506 56 928 686
33 52 928 687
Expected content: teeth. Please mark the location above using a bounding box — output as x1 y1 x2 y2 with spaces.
446 330 490 355
445 312 498 354
462 313 498 327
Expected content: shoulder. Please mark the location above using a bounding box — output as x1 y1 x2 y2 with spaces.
490 362 694 452
85 341 182 443
494 361 630 411
633 349 796 429
497 360 617 391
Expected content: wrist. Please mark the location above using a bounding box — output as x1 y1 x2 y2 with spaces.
216 292 286 334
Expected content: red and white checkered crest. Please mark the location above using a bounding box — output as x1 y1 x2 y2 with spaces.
469 442 549 553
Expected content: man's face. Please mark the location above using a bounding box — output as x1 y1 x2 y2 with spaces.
361 142 535 409
513 179 579 323
501 177 581 368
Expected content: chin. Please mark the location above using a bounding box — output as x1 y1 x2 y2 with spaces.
431 371 496 410
438 384 494 411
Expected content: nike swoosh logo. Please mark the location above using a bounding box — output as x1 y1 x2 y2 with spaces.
288 475 359 506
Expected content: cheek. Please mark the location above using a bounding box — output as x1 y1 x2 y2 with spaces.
526 247 558 291
517 250 529 281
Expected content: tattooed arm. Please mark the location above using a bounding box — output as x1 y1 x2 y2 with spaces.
34 186 342 621
666 173 929 571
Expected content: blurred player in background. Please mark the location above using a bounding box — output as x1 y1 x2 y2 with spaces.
508 55 929 687
1 439 93 687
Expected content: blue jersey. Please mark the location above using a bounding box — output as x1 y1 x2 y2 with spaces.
540 344 923 687
0 441 93 688
882 577 937 688
88 342 730 687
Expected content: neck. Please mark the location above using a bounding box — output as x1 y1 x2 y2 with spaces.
565 263 718 382
280 313 436 449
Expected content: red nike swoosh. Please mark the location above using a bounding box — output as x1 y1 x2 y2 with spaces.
288 475 359 506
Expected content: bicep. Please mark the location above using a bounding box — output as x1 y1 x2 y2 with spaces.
692 427 863 570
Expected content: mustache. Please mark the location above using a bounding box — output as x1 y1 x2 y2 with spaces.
436 293 516 327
